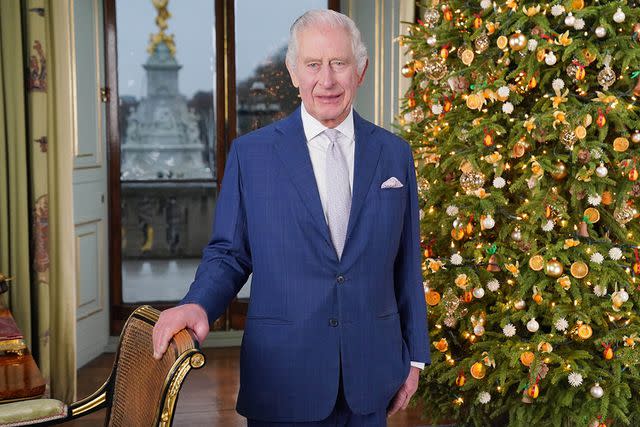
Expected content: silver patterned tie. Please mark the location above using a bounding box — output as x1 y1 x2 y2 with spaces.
324 128 352 259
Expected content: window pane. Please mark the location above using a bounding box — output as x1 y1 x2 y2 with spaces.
116 0 217 305
235 0 327 136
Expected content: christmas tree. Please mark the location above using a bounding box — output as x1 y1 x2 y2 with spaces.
398 1 640 426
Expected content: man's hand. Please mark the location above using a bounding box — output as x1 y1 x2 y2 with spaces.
387 366 420 417
152 304 209 360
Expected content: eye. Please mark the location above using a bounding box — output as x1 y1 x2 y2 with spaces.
331 60 346 69
307 62 320 70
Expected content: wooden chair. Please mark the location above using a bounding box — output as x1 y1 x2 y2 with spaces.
0 305 205 426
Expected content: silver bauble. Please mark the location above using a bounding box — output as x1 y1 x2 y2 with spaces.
595 26 607 38
590 383 604 399
596 164 608 178
511 228 522 241
631 130 640 144
472 287 485 299
526 318 540 333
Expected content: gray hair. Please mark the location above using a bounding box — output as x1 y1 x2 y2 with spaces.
286 9 368 74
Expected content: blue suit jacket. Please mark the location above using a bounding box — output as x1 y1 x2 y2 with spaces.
181 107 430 422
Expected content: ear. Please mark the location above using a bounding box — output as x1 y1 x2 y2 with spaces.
357 59 369 86
286 60 300 88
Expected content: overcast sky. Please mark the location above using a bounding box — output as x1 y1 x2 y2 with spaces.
116 0 326 99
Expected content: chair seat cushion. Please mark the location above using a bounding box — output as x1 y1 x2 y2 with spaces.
0 399 67 426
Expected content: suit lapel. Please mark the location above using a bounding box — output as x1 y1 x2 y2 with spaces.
346 111 382 241
274 108 333 251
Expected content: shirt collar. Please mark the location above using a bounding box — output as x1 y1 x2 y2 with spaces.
300 102 355 143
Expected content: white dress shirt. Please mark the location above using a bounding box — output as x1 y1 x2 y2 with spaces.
300 103 425 371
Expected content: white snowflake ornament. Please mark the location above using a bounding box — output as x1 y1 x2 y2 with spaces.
446 205 459 216
477 391 492 404
503 323 516 337
431 104 444 115
493 177 506 188
593 284 607 297
487 279 500 292
502 102 514 114
552 79 565 92
590 252 604 264
450 254 463 265
568 372 583 387
555 317 569 331
497 86 510 98
588 194 602 206
609 247 623 260
542 220 555 232
551 4 565 16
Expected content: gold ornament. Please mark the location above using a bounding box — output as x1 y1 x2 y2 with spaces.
561 128 578 148
566 63 578 79
401 63 415 78
570 261 589 279
598 66 616 90
460 170 486 194
425 58 448 81
629 168 639 181
571 0 585 10
497 35 508 49
551 161 568 180
584 207 600 223
455 372 466 387
575 125 587 139
474 34 490 53
529 255 544 271
613 137 629 152
470 362 486 379
603 346 614 360
508 32 528 51
413 59 425 72
614 205 636 225
577 324 593 339
422 8 440 27
545 259 564 278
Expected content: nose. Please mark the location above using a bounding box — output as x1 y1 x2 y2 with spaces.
319 64 336 88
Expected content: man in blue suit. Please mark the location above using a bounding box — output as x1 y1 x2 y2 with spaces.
153 9 429 426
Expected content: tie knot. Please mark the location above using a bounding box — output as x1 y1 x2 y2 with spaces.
324 128 342 144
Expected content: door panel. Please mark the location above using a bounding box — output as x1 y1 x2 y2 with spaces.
72 0 109 368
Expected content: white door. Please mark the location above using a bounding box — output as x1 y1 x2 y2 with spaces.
71 0 109 368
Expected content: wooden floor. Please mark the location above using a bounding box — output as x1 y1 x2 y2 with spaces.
63 347 428 426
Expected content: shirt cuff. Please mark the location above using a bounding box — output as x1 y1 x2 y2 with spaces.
410 361 425 370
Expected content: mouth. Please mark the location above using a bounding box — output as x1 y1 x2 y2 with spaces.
315 94 343 104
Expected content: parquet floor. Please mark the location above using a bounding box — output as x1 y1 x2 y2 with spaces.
62 347 428 426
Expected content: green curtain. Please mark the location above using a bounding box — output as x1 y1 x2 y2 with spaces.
0 0 77 402
0 0 33 346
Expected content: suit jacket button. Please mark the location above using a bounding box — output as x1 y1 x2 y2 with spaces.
329 319 339 327
336 275 345 284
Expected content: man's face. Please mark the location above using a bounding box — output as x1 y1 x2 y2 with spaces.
287 25 367 128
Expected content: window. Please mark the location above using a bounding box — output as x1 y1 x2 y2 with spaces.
106 0 338 333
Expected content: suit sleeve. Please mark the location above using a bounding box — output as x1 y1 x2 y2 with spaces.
180 141 253 323
393 143 430 364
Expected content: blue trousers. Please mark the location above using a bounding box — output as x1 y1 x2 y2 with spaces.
246 371 387 427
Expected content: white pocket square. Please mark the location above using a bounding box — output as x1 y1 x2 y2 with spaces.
381 177 404 189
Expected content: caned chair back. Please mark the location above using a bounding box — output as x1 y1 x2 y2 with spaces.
69 305 205 427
